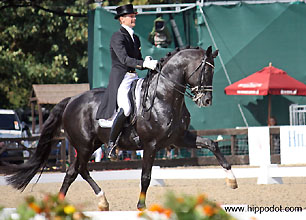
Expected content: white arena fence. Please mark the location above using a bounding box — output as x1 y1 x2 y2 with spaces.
1 166 306 220
1 165 306 186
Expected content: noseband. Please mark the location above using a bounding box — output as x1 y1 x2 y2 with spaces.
187 57 214 102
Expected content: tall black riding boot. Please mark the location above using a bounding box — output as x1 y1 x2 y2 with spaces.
108 108 127 160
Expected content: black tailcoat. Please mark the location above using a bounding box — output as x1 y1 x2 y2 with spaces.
96 27 144 119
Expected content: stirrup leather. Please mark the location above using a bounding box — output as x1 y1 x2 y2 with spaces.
107 142 117 159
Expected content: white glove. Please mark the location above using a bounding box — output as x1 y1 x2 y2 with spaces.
143 59 158 70
145 56 153 61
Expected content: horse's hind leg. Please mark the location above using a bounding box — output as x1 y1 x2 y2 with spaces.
60 157 79 196
79 163 109 211
175 130 238 189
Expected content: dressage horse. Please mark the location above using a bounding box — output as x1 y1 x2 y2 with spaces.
1 46 237 210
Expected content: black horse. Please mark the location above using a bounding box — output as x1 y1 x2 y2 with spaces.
1 46 237 210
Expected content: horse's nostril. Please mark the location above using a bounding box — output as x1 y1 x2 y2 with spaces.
205 99 211 105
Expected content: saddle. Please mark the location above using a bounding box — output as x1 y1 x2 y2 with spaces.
97 78 144 147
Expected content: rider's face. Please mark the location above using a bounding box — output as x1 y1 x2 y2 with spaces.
120 14 136 28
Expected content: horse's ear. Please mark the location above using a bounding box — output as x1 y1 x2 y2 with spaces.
206 46 212 57
212 49 219 58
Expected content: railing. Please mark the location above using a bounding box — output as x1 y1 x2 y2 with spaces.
289 104 306 125
0 136 72 172
102 0 297 15
0 127 281 172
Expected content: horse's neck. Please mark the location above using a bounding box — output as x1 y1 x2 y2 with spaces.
150 69 186 106
160 64 186 93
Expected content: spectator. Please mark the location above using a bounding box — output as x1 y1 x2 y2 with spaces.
148 16 172 48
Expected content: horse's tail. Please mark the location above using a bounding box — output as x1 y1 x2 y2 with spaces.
4 97 71 191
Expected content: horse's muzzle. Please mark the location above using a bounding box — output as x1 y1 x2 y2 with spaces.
196 93 212 107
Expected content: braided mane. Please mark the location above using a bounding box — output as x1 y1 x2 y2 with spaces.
142 46 203 111
159 46 201 67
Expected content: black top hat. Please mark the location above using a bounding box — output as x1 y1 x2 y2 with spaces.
114 4 137 19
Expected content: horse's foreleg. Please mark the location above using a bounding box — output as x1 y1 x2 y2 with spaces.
79 163 109 211
176 131 238 189
137 147 156 210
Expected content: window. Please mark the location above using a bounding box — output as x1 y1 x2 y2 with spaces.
0 114 20 130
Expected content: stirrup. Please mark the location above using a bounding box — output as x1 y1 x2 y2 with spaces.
107 143 117 160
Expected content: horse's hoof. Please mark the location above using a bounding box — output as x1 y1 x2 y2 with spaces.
137 207 146 211
98 201 109 211
137 202 146 211
226 178 238 189
98 204 109 211
97 193 109 211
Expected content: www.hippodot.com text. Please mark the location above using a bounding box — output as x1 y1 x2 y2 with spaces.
223 205 303 214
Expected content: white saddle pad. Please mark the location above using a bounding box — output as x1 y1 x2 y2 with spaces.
98 78 144 128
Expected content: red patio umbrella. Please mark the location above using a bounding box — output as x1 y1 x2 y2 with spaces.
224 63 306 125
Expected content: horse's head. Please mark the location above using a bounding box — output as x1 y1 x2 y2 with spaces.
154 46 218 107
185 46 218 107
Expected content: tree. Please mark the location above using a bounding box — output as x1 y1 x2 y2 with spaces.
0 0 194 109
0 0 89 109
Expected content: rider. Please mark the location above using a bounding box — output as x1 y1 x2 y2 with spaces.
97 4 158 160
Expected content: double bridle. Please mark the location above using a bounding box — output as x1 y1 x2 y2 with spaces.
159 56 215 102
142 55 215 115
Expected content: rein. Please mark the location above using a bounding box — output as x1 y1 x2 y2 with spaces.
159 57 214 100
142 54 215 116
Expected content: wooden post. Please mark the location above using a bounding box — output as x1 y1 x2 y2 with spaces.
31 102 36 134
131 151 137 160
268 95 271 126
231 135 236 155
191 149 196 158
37 103 43 133
269 133 274 154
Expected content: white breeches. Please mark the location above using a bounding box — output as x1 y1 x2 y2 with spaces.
93 148 102 162
117 72 139 116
